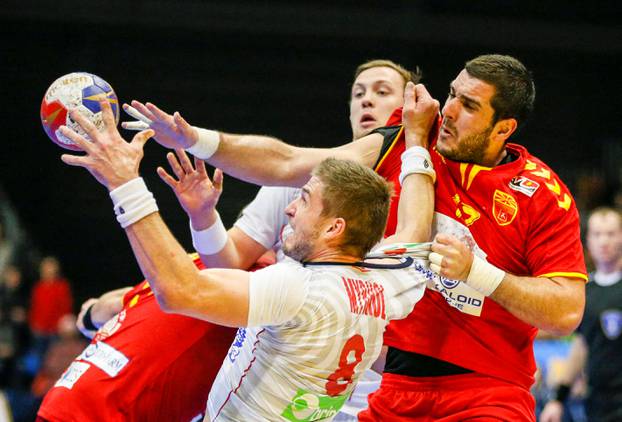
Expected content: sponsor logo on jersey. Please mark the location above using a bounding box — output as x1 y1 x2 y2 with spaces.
440 277 460 289
78 341 129 377
54 361 90 389
600 309 622 340
492 190 518 226
509 176 540 197
415 263 484 316
228 328 246 363
94 309 126 342
281 388 348 422
341 277 386 319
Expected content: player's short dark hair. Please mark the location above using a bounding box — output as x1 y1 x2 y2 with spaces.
465 54 535 129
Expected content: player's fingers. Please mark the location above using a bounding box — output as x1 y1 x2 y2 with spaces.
156 166 178 188
121 121 150 131
166 151 185 180
212 168 224 191
429 263 441 274
129 100 158 122
131 129 154 150
433 233 453 245
414 83 433 103
59 126 94 153
194 156 208 177
99 100 117 134
68 109 100 141
123 103 153 125
61 153 90 168
145 102 173 123
174 148 194 174
404 81 416 104
429 252 444 268
173 111 192 131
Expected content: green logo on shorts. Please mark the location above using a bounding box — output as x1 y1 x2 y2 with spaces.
281 388 348 421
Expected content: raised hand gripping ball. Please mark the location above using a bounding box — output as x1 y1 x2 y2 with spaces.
40 72 119 150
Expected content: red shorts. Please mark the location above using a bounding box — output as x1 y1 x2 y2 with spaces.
358 372 535 422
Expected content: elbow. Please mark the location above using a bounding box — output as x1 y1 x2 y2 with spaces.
554 310 584 336
152 285 187 315
546 302 585 336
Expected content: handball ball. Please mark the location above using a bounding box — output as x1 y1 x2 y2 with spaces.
40 72 119 150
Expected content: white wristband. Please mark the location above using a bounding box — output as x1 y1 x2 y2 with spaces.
399 146 436 185
109 178 159 228
190 213 228 255
466 255 506 296
186 128 220 160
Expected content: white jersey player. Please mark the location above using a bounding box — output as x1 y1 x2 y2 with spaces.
232 186 388 421
208 255 428 421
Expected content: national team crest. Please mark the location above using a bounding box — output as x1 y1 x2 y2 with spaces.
492 190 518 226
509 176 540 197
600 310 622 340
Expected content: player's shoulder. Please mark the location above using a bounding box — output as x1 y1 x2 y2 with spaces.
506 143 575 212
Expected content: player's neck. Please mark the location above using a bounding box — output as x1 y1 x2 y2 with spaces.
303 248 360 265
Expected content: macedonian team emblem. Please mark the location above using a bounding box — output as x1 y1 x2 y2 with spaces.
492 190 518 226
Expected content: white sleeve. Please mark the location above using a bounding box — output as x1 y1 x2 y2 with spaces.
247 262 309 327
234 186 300 250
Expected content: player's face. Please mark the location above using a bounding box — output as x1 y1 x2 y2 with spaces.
283 177 326 262
587 213 622 268
437 70 498 164
350 67 406 140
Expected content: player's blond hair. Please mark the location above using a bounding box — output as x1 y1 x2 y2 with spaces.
353 59 422 86
313 158 393 258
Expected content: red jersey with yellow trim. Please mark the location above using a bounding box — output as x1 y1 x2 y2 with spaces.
372 108 586 390
38 255 237 422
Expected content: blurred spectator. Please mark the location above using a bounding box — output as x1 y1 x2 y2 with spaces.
540 207 622 422
0 265 30 388
29 257 73 360
0 187 39 282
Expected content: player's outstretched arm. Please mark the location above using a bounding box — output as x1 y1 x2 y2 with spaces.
123 100 384 187
60 100 252 327
76 287 132 338
158 149 270 269
429 234 585 335
383 82 438 246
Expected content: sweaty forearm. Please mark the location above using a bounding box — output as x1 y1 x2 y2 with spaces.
209 133 317 187
490 275 585 335
93 287 132 322
392 174 434 243
206 132 384 187
125 213 207 314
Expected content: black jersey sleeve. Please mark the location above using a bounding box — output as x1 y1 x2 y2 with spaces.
370 125 402 170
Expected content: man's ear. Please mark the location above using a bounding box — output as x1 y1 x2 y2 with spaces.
324 217 347 241
492 117 517 144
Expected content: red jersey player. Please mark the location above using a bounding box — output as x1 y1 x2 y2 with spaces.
125 54 586 420
37 255 238 422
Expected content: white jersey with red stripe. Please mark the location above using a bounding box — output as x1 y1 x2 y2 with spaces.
206 259 427 421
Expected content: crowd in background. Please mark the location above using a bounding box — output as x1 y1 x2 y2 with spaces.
0 169 620 421
0 190 87 421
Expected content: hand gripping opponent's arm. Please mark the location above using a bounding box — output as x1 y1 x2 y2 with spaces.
428 234 585 335
122 100 384 187
382 82 438 246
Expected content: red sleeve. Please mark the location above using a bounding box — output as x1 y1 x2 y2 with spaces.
525 182 587 281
